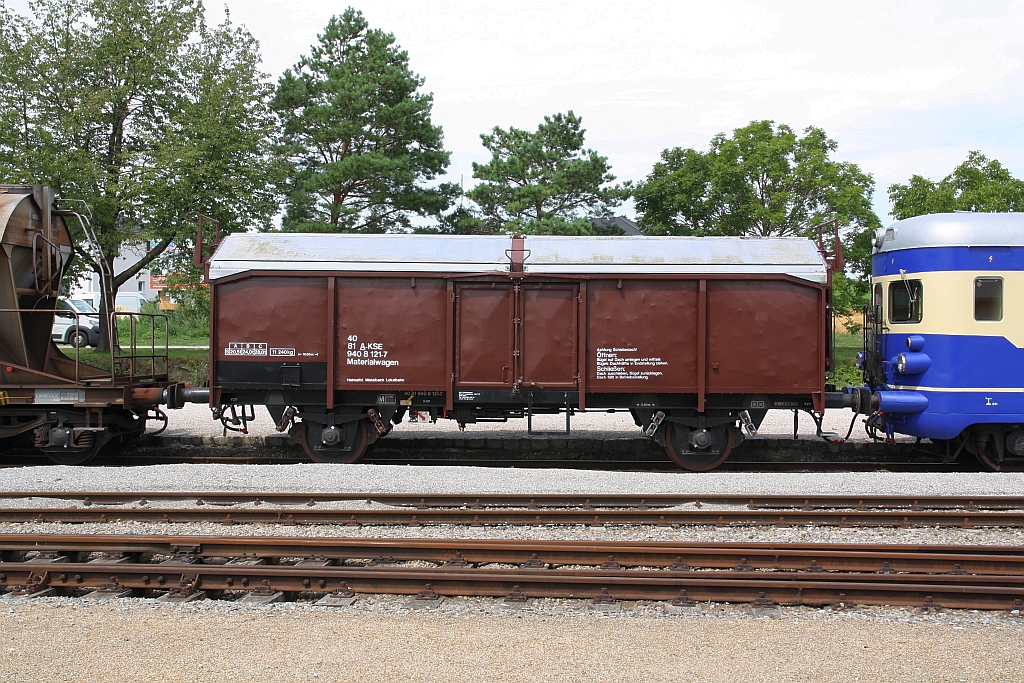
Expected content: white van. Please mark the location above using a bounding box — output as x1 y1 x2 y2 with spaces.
52 298 101 347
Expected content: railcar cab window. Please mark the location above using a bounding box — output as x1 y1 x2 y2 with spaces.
974 277 1003 321
888 280 922 324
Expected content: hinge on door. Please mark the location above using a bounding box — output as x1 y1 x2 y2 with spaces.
513 350 520 357
577 293 583 303
451 373 456 382
514 318 521 325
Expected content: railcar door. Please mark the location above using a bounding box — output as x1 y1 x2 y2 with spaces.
519 283 578 389
455 284 515 387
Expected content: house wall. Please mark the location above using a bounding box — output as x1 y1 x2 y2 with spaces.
69 242 161 312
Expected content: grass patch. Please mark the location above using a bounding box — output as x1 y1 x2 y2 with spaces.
110 287 211 347
114 313 208 347
58 347 209 385
831 332 864 387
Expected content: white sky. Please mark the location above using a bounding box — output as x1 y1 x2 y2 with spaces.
10 0 1024 222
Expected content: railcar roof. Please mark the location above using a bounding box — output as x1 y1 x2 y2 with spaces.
207 233 829 283
875 212 1024 254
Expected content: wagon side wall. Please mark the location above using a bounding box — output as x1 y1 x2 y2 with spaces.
212 275 329 391
210 271 828 407
584 275 825 398
336 276 449 391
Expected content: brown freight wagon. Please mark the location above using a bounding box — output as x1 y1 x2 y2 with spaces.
201 233 851 470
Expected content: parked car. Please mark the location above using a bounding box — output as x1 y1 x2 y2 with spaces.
52 298 100 347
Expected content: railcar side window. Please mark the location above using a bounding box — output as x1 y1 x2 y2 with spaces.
888 280 922 323
974 278 1003 321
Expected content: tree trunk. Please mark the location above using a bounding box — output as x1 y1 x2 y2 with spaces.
96 255 118 353
95 235 176 352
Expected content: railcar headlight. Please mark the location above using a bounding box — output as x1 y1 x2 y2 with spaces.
905 335 925 351
895 352 931 374
873 229 886 249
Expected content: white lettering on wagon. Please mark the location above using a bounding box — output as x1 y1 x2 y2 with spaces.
595 347 668 380
224 342 267 357
344 334 404 382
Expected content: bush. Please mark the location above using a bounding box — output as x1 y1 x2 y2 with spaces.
832 272 869 318
129 286 210 343
842 319 863 335
828 362 863 388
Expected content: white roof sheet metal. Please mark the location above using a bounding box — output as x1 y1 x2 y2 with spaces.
522 236 827 282
875 213 1024 254
207 233 829 283
207 233 513 280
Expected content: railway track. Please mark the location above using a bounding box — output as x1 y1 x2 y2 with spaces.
1 534 1022 611
2 492 1022 527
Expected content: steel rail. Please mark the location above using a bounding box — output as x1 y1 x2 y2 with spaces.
2 562 1022 611
3 507 1024 529
2 534 1022 575
2 492 1020 510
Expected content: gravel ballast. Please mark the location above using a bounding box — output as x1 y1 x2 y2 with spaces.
1 599 1022 682
1 463 1022 497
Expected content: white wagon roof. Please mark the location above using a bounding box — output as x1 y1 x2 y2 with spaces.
207 233 829 284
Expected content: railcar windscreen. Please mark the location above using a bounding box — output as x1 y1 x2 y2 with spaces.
888 280 922 323
974 277 1003 321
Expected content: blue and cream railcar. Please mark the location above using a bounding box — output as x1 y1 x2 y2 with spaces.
860 213 1024 470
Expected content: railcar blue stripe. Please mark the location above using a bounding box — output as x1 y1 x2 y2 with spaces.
879 333 1024 389
873 246 1024 276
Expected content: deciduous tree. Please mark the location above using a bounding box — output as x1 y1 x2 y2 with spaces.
888 151 1024 219
0 0 280 349
634 120 880 278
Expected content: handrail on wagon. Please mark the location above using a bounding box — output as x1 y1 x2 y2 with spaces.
0 308 168 386
0 307 93 384
110 311 170 385
194 214 221 267
813 218 845 273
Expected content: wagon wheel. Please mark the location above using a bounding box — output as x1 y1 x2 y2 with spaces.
298 418 370 464
99 418 147 459
972 436 1024 473
40 431 102 466
663 422 736 472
